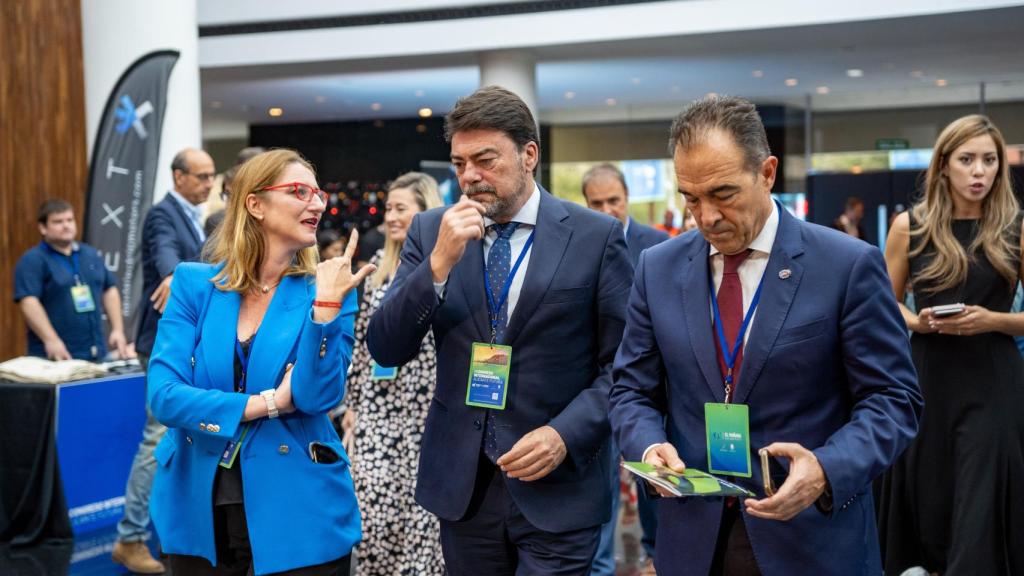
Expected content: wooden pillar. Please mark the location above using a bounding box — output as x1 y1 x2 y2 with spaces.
0 0 87 361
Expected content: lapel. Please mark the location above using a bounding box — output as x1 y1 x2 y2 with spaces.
454 237 489 342
733 203 805 405
681 237 727 402
164 195 202 248
503 189 571 345
201 282 240 392
247 274 308 393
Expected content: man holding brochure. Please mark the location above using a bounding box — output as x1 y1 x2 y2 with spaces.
369 86 632 575
609 95 922 575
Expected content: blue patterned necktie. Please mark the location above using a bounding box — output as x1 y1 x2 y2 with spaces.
483 221 520 461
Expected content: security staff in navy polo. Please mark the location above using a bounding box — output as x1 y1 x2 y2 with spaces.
14 199 129 361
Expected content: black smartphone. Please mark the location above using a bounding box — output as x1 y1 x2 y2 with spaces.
308 441 341 464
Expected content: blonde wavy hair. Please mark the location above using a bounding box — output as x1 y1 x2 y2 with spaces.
909 114 1019 293
202 149 320 293
368 172 443 290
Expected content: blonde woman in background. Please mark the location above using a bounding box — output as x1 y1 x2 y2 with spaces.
879 115 1024 575
343 172 445 575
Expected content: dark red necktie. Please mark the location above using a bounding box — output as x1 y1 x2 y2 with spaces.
714 249 752 403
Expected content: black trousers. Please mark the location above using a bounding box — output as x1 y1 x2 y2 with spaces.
439 455 600 576
167 503 350 576
709 502 762 576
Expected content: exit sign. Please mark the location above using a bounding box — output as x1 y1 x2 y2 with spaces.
876 138 909 150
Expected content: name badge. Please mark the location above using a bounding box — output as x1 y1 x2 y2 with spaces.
704 403 751 477
219 424 250 469
370 360 398 380
70 284 96 313
465 342 512 409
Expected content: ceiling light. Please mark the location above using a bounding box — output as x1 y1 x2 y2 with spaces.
785 78 798 87
752 70 764 78
210 101 222 109
418 107 432 118
846 68 864 78
268 107 283 117
816 86 830 94
370 102 382 111
605 98 617 106
564 91 576 100
314 95 327 103
935 78 948 87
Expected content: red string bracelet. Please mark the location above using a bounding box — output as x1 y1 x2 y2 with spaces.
312 300 342 308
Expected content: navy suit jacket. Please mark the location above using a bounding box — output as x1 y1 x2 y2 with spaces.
136 195 204 354
625 219 670 266
610 204 922 575
367 187 633 533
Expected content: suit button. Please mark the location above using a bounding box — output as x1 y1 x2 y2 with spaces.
186 436 193 444
473 420 482 430
278 445 290 455
199 423 207 431
209 424 221 433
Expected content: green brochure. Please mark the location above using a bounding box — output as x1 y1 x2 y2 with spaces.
622 461 754 498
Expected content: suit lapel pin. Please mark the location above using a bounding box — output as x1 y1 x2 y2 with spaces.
778 269 792 280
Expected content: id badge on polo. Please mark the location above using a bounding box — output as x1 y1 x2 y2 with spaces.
219 424 250 469
705 403 751 477
70 284 96 313
370 360 398 380
465 342 512 409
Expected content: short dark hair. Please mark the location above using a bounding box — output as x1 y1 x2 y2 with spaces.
581 163 628 198
171 150 189 174
38 199 74 224
444 85 539 151
845 196 864 210
669 95 770 172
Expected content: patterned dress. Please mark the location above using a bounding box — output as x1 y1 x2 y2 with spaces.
347 251 444 576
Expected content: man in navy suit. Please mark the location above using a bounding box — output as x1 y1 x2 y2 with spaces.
581 163 668 576
368 86 633 575
112 147 213 574
609 96 922 575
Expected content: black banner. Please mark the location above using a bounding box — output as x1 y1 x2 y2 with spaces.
84 50 178 340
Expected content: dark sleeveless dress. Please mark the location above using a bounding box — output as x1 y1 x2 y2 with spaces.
878 216 1024 575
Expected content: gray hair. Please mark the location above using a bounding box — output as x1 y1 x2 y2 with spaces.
581 163 628 198
668 95 770 172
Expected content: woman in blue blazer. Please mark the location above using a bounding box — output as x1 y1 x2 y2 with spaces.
147 149 375 575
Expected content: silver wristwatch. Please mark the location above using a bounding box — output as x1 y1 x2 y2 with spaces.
260 389 279 419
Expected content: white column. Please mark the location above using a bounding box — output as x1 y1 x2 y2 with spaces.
81 0 202 202
479 50 538 121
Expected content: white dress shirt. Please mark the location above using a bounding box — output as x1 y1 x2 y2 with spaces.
434 183 540 320
167 188 207 242
643 200 779 462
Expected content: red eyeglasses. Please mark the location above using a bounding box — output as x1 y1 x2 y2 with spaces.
258 182 328 204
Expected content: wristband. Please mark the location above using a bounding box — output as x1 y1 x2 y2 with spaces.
313 300 342 308
260 389 279 419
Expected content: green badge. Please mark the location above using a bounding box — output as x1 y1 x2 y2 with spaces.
705 403 751 477
465 342 512 409
70 284 96 313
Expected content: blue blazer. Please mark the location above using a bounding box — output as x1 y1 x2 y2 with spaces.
610 205 922 575
147 263 360 575
625 219 670 266
367 188 633 533
136 195 204 354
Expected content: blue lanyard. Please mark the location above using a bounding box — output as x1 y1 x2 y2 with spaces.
708 268 766 403
235 338 252 393
44 243 82 283
481 229 535 343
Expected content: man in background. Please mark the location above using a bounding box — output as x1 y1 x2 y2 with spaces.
581 163 667 576
14 199 128 361
112 147 213 574
832 196 865 240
